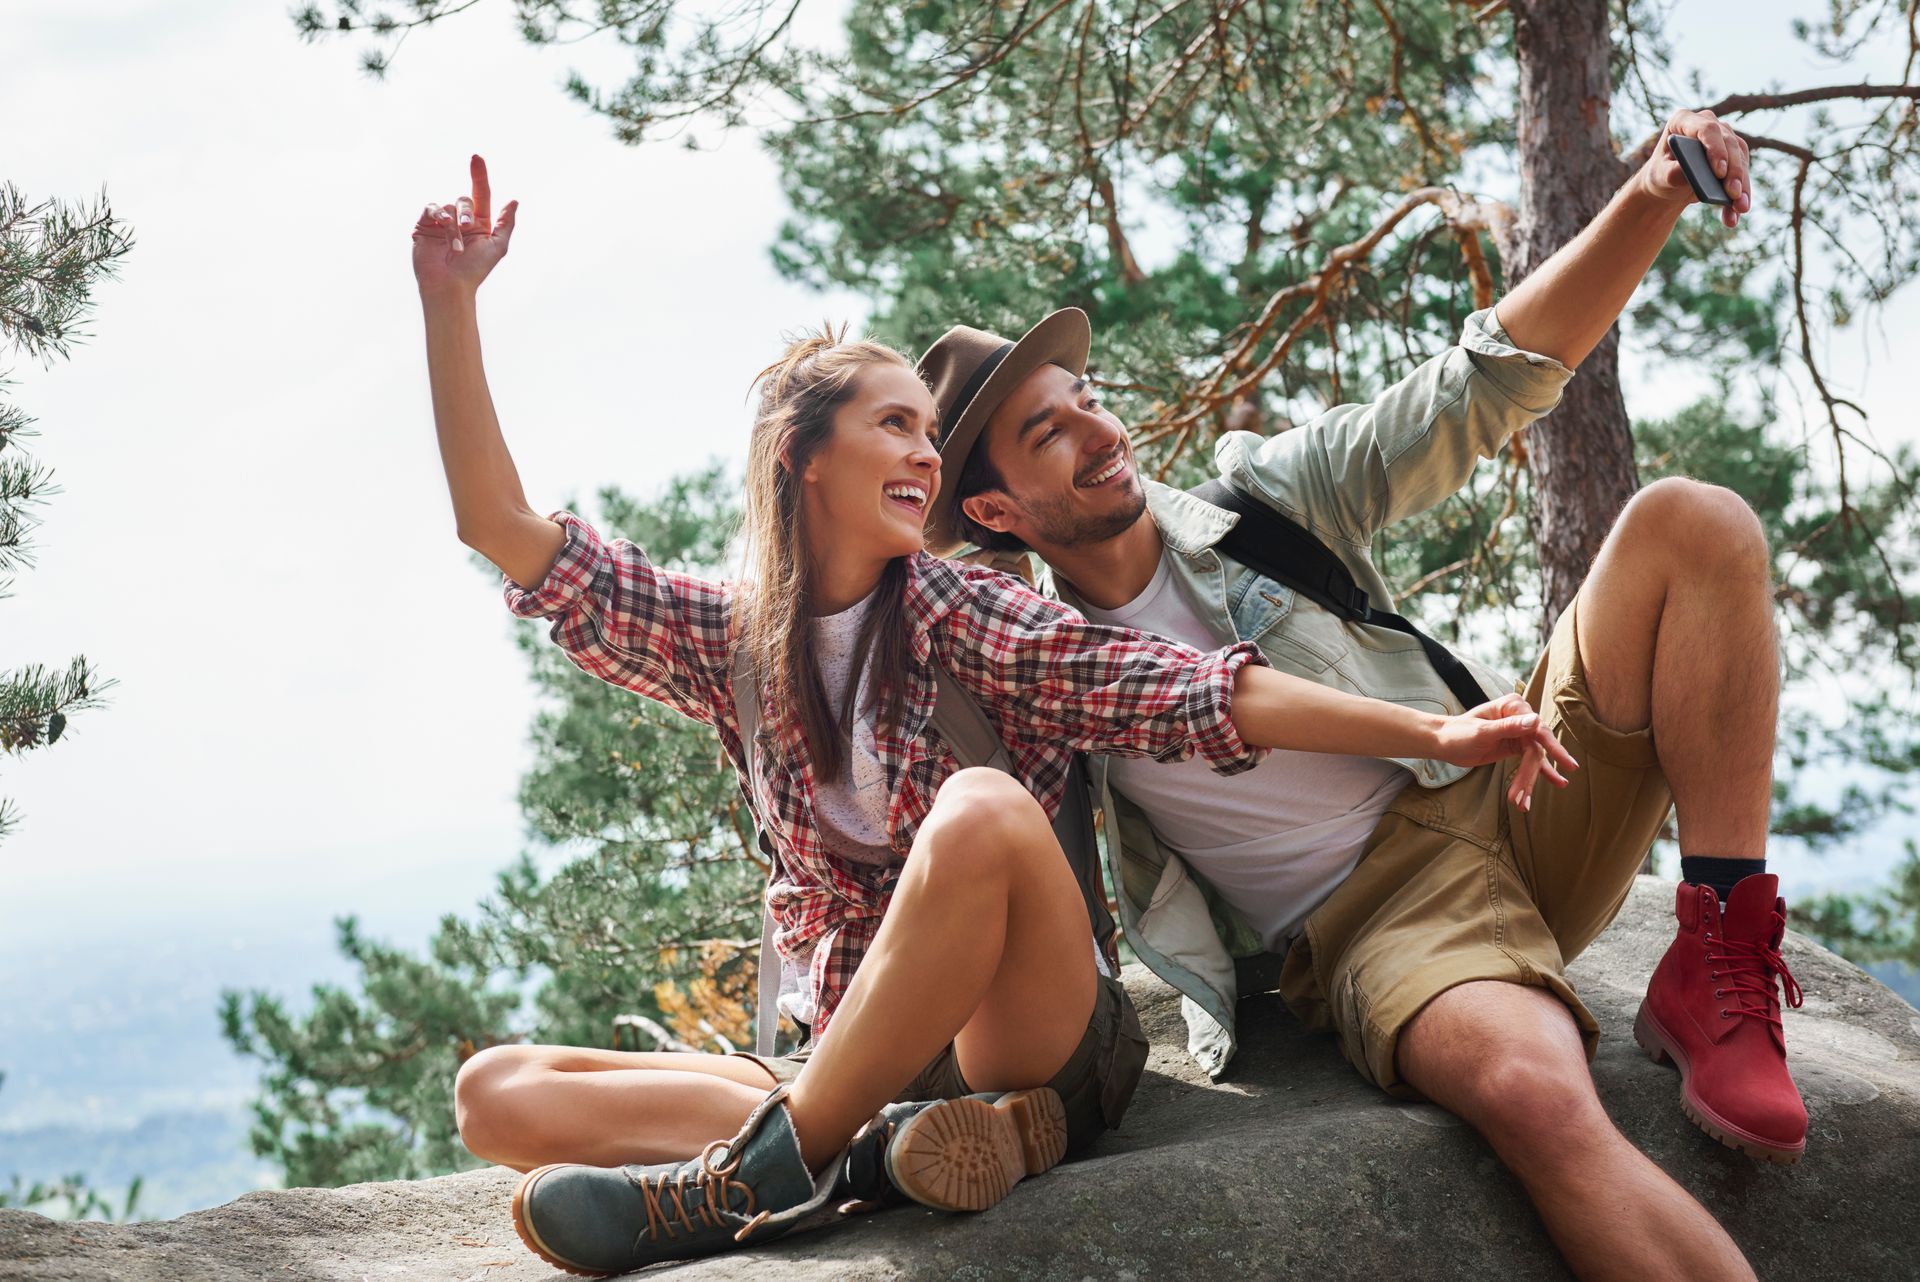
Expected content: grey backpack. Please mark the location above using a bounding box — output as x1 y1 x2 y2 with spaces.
730 645 1115 1055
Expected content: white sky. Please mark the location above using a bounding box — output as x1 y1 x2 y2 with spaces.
3 0 1915 966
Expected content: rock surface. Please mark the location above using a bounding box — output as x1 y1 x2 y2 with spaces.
4 878 1918 1281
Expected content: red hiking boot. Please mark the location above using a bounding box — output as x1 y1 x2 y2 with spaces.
1633 873 1807 1163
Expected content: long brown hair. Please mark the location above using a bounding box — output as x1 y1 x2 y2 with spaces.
738 323 920 782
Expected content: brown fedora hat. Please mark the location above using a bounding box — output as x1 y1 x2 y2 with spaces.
918 308 1091 554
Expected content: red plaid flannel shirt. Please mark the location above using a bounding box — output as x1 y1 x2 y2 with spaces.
504 511 1268 1035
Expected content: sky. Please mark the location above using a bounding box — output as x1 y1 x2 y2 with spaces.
1 0 1916 1134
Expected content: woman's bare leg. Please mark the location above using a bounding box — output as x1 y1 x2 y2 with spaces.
783 767 1099 1171
454 1045 777 1171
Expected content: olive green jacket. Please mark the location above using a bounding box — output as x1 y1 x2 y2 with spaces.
1038 307 1576 1077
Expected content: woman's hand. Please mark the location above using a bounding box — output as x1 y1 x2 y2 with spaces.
1430 694 1578 811
413 154 518 299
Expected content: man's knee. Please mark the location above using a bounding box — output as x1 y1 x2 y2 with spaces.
1401 985 1607 1142
1459 1043 1608 1142
1615 477 1768 578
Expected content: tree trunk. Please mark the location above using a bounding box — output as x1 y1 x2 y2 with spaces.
1503 0 1641 634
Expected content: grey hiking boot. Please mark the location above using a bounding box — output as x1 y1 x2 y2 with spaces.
839 1087 1067 1214
509 1085 836 1276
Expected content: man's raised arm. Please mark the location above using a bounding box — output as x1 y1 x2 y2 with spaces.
1491 109 1753 369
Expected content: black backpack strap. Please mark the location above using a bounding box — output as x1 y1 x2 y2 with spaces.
1189 478 1491 711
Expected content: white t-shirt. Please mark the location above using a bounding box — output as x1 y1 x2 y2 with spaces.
809 589 895 865
1080 553 1411 950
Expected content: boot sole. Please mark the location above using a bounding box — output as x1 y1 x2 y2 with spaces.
1633 1002 1805 1165
510 1164 617 1279
884 1088 1068 1213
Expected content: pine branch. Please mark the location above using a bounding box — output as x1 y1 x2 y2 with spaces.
0 657 112 755
1620 83 1920 168
0 183 135 365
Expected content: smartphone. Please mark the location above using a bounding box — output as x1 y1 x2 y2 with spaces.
1667 134 1732 207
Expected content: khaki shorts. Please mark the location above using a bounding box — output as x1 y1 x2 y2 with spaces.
732 972 1148 1155
1277 592 1675 1098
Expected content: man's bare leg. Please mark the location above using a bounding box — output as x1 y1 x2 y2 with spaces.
784 766 1098 1171
1574 476 1777 855
1399 981 1755 1282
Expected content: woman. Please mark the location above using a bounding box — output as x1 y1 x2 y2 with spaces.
412 156 1574 1274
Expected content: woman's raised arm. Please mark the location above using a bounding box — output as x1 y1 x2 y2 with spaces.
414 154 565 590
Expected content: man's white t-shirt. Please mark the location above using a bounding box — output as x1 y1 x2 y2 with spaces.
1080 553 1411 950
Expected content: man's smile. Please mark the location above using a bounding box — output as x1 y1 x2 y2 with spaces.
1077 453 1130 489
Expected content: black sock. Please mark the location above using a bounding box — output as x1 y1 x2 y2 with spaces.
1681 856 1767 904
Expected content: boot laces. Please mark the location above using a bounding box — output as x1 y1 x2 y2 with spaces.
1707 909 1804 1027
630 1137 759 1245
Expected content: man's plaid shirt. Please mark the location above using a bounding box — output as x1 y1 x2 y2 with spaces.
505 511 1269 1035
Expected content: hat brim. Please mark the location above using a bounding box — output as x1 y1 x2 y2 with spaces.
925 308 1091 555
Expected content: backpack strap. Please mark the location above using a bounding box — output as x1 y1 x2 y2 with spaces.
1189 478 1490 711
924 670 1116 975
728 646 790 1057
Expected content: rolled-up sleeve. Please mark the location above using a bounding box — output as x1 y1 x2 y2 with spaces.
940 568 1269 775
1461 305 1575 414
503 510 734 729
1217 305 1576 542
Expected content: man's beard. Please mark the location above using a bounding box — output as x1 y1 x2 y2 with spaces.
1023 477 1149 549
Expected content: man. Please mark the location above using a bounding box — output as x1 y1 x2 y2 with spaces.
919 109 1796 1281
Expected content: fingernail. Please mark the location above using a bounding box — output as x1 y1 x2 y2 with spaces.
459 215 472 226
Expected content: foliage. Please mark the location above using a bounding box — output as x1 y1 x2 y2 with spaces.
1798 841 1920 970
295 0 1920 839
0 1173 145 1222
0 182 131 839
266 0 1920 1158
0 1074 145 1221
221 467 760 1184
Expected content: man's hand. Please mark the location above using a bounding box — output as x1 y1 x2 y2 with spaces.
1638 108 1754 230
1430 694 1578 812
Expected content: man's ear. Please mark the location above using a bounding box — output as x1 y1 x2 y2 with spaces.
960 488 1018 537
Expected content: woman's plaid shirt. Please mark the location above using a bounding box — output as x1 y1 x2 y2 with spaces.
505 511 1269 1036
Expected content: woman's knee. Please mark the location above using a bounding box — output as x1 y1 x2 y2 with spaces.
453 1044 539 1161
916 767 1052 875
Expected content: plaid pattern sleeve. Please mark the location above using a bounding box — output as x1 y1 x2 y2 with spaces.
501 511 737 736
931 560 1270 775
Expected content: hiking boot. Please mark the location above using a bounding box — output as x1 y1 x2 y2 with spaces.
509 1085 835 1276
882 1088 1068 1212
1634 874 1807 1163
835 1087 1067 1215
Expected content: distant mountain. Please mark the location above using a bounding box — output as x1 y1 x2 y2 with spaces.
0 1107 275 1220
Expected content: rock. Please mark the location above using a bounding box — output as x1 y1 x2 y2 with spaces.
4 878 1918 1281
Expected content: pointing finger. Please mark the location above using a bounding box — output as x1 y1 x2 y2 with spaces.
471 154 492 227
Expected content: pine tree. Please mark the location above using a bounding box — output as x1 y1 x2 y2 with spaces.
295 1 1920 950
0 182 132 839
